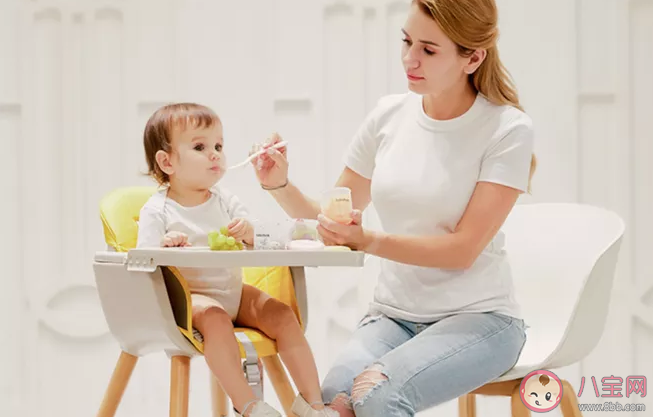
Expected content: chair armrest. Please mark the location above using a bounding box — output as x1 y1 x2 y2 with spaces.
93 253 201 357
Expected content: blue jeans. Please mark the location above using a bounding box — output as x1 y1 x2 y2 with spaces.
321 311 526 416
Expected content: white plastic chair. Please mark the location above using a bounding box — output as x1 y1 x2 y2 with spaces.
458 203 625 417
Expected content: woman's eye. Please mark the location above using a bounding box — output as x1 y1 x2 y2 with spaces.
194 144 204 151
424 49 435 56
402 38 411 45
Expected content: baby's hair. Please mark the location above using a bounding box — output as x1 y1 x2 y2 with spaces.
539 374 550 386
143 102 221 184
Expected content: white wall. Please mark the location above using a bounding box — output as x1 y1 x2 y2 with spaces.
0 0 651 416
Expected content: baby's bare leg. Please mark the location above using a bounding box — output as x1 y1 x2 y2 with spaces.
236 285 325 409
193 305 257 414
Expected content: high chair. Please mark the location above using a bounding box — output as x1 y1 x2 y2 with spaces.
92 186 311 417
457 203 625 417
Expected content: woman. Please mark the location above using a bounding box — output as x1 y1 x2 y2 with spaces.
252 0 534 415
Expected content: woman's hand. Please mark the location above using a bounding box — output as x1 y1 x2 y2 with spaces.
251 133 289 189
317 210 375 251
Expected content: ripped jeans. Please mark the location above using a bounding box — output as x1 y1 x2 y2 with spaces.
321 311 526 417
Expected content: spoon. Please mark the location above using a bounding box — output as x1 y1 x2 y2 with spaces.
228 141 288 170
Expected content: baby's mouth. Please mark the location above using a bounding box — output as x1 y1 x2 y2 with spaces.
535 400 541 406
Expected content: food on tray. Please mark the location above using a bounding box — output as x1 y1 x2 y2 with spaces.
208 229 244 251
291 219 319 241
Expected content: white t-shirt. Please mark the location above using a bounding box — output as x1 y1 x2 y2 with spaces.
344 92 534 323
136 185 251 313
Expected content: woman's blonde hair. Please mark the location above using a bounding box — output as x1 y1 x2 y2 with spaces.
415 0 537 191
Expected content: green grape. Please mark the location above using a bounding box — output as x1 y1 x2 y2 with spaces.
208 231 220 249
209 229 245 251
220 226 229 236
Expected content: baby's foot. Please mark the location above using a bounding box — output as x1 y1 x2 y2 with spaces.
234 400 281 417
291 394 340 417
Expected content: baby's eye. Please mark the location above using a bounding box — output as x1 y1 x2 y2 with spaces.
530 392 538 397
545 392 551 401
215 144 222 152
194 144 204 151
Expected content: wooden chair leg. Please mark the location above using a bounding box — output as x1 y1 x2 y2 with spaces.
458 393 476 417
560 380 583 417
262 355 296 416
170 355 190 417
97 351 138 417
511 383 531 417
211 375 230 417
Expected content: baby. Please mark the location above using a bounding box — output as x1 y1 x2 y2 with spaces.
136 103 337 417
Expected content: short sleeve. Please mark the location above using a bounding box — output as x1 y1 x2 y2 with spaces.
342 104 382 180
478 118 535 193
217 187 251 220
136 204 166 248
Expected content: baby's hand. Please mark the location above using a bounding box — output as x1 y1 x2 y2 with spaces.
161 231 191 247
228 218 254 245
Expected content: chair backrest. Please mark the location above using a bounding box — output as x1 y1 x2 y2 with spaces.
98 186 304 329
100 186 158 252
501 203 625 369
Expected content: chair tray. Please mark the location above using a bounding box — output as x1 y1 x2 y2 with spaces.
98 247 366 272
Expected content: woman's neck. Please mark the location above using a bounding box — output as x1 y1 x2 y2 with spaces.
166 181 211 207
423 81 477 121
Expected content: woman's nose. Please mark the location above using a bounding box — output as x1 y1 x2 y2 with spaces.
403 48 419 68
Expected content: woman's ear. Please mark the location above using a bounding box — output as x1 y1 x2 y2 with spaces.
155 150 174 175
464 49 487 74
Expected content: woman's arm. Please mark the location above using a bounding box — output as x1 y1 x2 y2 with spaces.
266 180 321 220
263 146 372 219
318 181 520 270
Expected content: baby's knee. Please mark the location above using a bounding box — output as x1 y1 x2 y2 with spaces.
260 299 298 335
192 305 232 333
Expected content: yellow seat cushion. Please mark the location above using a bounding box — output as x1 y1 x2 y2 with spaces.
168 266 298 358
100 186 157 252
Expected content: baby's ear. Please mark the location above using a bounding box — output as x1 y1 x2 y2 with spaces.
155 150 174 175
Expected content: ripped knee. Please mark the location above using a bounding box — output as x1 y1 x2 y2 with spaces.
351 363 389 406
